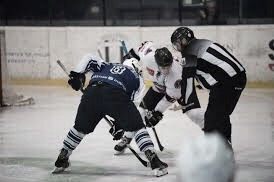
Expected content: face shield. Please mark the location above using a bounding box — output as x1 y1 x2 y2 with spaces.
158 65 171 75
172 38 188 52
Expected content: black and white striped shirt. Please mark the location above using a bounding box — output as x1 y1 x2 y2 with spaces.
196 42 245 89
180 39 245 112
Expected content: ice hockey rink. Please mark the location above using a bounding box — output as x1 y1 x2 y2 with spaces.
0 85 273 182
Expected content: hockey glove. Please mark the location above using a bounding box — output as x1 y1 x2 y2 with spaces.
68 71 86 91
145 111 163 127
122 48 140 61
109 125 125 140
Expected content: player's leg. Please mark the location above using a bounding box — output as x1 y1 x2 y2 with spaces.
140 87 165 110
53 86 103 173
114 87 165 154
111 98 168 176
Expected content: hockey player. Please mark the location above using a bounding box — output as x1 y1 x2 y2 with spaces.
114 41 205 154
52 54 168 177
171 26 246 145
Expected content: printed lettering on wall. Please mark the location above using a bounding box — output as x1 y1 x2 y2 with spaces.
7 51 49 64
268 39 274 72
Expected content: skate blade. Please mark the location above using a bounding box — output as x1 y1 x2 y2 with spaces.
114 149 126 155
52 167 66 174
154 168 168 177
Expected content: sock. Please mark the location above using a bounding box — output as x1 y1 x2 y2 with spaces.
134 128 154 152
63 127 85 154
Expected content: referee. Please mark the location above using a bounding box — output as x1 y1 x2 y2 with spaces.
171 27 246 146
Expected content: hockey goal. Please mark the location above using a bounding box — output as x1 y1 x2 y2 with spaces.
0 30 34 106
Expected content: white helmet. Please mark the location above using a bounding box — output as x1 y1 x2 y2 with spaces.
123 58 143 76
177 133 235 182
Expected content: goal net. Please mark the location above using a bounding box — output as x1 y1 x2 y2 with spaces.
0 30 34 106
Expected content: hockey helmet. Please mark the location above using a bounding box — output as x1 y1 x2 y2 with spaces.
154 47 173 75
154 47 173 67
171 27 195 52
123 58 143 76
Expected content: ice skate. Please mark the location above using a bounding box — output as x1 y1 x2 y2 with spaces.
145 149 168 177
52 148 70 174
114 136 132 155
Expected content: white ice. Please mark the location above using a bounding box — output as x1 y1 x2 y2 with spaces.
0 85 274 182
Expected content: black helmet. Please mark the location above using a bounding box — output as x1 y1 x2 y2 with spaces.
154 47 173 67
171 27 194 45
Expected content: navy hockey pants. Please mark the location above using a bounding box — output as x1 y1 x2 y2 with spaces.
73 82 145 134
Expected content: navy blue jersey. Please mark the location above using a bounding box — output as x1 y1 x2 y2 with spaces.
89 63 140 96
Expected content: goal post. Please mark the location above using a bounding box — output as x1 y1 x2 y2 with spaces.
0 33 2 106
0 30 34 106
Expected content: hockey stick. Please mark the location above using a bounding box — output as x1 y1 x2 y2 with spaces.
141 101 164 151
152 127 164 151
56 59 150 167
120 40 128 54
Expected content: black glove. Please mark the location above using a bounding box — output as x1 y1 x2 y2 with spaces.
122 48 140 61
68 71 86 91
109 125 124 140
145 111 163 127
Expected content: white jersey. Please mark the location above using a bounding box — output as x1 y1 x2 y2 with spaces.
137 41 166 93
137 41 184 113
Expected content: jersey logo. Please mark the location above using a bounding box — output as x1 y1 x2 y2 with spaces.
146 67 154 76
110 65 126 74
145 48 152 55
174 79 182 88
138 41 149 52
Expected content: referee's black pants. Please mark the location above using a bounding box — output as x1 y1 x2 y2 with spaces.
204 72 247 143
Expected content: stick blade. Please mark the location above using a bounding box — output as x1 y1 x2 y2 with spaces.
154 168 168 177
51 167 66 174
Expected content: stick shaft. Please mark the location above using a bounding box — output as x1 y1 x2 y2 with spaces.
142 101 164 151
152 127 164 151
57 60 69 76
120 40 128 54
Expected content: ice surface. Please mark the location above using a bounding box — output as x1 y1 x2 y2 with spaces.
0 86 273 182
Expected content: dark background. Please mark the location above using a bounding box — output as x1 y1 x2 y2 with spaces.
0 0 273 26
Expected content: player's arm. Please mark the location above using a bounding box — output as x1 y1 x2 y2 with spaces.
145 88 178 127
74 53 106 73
132 76 146 107
68 54 106 91
122 41 154 61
